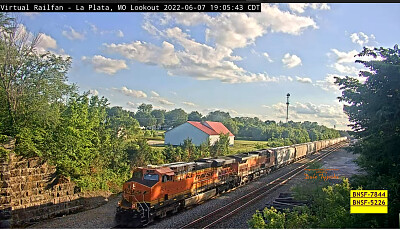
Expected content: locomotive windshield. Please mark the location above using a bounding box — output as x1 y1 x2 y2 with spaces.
144 173 159 181
133 171 142 179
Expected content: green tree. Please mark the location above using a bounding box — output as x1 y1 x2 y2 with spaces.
188 111 203 121
135 103 156 128
206 110 231 122
182 138 195 161
106 106 140 139
249 179 378 228
137 103 153 114
223 119 238 135
210 133 230 156
0 13 74 137
335 45 400 227
151 109 165 128
165 108 188 127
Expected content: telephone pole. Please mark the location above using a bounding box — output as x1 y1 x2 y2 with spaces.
286 93 290 123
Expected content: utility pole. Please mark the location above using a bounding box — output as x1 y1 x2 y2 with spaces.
286 93 290 123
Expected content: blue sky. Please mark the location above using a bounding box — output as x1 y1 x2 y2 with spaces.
18 3 400 130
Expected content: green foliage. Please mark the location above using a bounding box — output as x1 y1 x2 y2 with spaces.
135 103 156 128
210 133 230 157
165 108 188 127
0 134 8 143
188 111 203 121
249 179 379 228
151 109 165 127
248 207 285 228
0 146 8 159
233 118 339 143
335 45 400 227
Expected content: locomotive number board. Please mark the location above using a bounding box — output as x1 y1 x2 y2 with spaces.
350 190 388 214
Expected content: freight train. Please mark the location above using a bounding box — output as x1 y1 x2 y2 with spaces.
115 137 347 227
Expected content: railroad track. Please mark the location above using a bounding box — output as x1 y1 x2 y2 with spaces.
179 142 347 229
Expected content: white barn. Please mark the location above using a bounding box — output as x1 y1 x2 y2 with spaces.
164 121 235 146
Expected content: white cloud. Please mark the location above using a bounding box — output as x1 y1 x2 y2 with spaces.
263 52 273 63
26 32 70 59
151 91 160 97
87 21 124 38
155 4 318 50
127 101 135 108
182 101 197 107
116 30 124 38
104 41 180 67
37 33 57 50
328 48 382 76
89 23 98 33
330 49 359 63
22 13 40 19
251 49 273 63
205 13 265 49
116 86 147 98
62 26 85 40
106 27 280 84
331 63 360 75
282 53 302 68
296 76 312 84
151 97 174 105
288 3 330 13
350 32 375 47
269 101 348 128
253 4 318 35
205 5 317 49
82 55 128 75
89 89 99 96
128 4 323 84
287 76 294 82
315 74 341 93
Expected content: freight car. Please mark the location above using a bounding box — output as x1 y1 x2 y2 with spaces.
116 137 347 227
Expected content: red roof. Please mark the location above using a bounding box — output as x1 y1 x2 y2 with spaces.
187 121 234 136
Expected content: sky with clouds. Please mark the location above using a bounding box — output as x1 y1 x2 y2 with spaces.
18 3 400 130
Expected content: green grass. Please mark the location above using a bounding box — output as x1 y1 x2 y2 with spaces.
149 139 270 154
229 139 269 154
144 130 165 141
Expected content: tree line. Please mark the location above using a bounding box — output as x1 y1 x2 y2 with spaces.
0 14 340 192
135 104 341 146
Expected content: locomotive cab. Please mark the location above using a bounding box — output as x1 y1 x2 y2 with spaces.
117 167 168 227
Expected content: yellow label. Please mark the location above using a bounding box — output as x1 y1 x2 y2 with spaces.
351 190 387 198
350 190 388 214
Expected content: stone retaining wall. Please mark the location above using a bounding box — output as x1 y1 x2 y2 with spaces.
0 139 111 227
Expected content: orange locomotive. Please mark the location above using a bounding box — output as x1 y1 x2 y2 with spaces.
116 151 274 227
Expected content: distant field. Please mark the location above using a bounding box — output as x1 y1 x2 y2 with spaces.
229 140 269 154
149 138 269 154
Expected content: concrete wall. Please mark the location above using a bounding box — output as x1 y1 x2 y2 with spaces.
164 123 209 146
0 139 111 228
